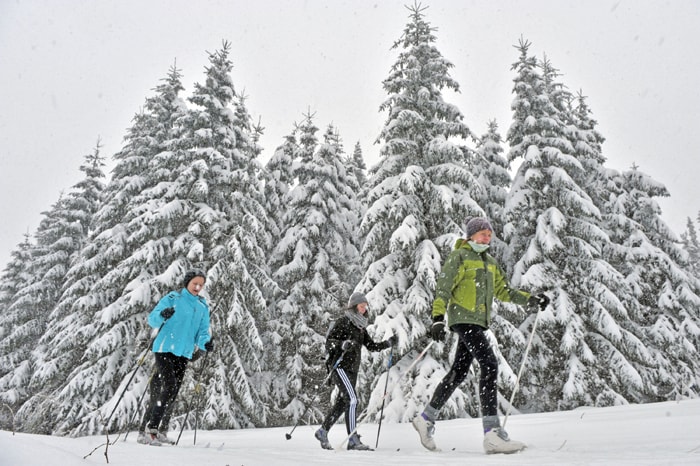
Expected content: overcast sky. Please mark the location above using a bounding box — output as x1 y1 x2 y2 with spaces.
1 0 698 267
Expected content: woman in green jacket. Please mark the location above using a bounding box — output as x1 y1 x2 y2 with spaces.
412 217 549 454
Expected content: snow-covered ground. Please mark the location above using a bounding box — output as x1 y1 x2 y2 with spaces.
1 398 698 465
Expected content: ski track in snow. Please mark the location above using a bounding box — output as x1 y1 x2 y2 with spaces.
1 398 698 465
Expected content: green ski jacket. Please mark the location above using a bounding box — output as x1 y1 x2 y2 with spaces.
432 238 530 328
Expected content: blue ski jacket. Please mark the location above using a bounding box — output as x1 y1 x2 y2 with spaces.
148 288 211 359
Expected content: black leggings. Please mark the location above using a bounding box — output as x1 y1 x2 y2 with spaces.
142 352 188 431
428 324 498 417
321 368 358 434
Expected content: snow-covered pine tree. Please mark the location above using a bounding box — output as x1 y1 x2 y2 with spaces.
0 205 63 408
0 234 35 430
565 90 672 407
18 67 188 435
357 3 482 422
608 167 700 401
265 113 320 423
681 217 700 278
269 115 362 425
472 120 510 262
259 128 299 424
0 236 34 335
503 39 696 412
0 140 106 427
262 130 297 254
505 41 584 413
345 141 368 271
175 42 273 430
326 126 364 288
505 40 623 411
23 43 275 435
350 140 368 194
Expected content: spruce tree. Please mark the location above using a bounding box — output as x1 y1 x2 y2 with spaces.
472 120 510 261
358 3 480 421
350 140 368 193
681 217 700 278
15 66 188 435
504 39 631 411
173 42 273 429
269 115 361 424
347 140 368 260
503 39 700 412
262 130 297 252
569 92 671 406
0 235 35 429
1 141 105 433
24 43 276 435
611 167 700 401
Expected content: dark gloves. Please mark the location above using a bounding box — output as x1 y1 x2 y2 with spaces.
160 307 175 320
341 340 356 351
385 335 398 348
527 293 550 311
430 315 446 342
204 337 214 352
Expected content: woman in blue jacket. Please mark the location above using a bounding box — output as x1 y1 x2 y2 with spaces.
138 269 213 446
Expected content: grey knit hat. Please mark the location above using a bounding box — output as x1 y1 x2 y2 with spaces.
183 269 207 288
465 217 493 239
347 292 368 309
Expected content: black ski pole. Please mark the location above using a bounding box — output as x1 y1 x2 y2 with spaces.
375 345 394 449
192 348 214 446
105 321 165 431
176 350 211 446
284 348 347 440
336 340 435 450
122 367 156 442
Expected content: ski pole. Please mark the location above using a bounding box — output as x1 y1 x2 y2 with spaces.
105 322 165 431
122 367 156 442
284 348 348 440
176 348 213 446
503 307 542 428
374 345 394 449
336 340 435 450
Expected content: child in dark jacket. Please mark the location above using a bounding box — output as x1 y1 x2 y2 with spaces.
314 292 396 451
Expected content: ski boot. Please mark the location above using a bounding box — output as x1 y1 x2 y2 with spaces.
315 428 333 450
137 428 162 446
347 433 373 451
483 427 526 454
412 413 438 451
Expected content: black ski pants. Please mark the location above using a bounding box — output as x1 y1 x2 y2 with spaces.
321 368 358 434
428 323 498 417
142 352 188 431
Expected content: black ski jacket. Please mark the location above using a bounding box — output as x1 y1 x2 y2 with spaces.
325 315 389 374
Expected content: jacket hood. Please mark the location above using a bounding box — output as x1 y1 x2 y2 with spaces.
454 237 469 250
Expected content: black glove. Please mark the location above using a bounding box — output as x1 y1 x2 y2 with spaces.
386 335 398 347
527 293 550 311
430 315 446 342
341 340 355 351
160 307 175 320
204 337 214 352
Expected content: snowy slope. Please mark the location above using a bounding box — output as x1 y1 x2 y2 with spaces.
1 398 698 465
